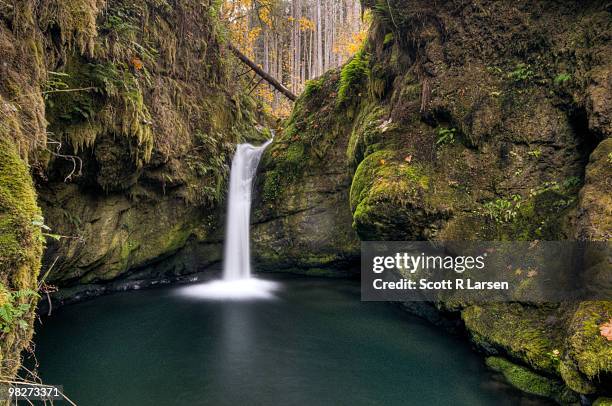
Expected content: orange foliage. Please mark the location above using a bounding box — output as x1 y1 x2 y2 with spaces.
600 319 612 341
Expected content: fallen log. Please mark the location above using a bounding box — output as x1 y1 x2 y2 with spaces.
228 43 297 101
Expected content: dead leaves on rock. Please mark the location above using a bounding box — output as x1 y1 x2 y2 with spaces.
600 319 612 341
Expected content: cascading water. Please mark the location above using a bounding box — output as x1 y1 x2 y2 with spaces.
223 140 272 280
179 139 279 300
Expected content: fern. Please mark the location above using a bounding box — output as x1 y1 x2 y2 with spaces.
338 46 370 104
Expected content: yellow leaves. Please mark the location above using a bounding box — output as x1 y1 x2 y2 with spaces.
346 31 367 55
299 17 315 31
130 57 143 71
600 319 612 341
260 8 272 27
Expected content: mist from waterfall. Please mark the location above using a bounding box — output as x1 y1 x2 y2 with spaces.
178 139 279 300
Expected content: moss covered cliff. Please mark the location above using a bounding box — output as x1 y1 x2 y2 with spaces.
32 0 267 288
255 0 611 402
0 1 48 380
0 0 264 381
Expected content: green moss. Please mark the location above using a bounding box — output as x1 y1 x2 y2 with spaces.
566 301 612 379
38 0 102 56
0 137 44 377
485 357 575 402
302 77 324 99
346 104 388 167
349 149 452 240
285 143 305 165
350 150 395 211
0 138 43 287
338 46 370 105
462 304 562 372
478 178 580 240
383 32 394 45
262 170 282 202
593 398 612 406
559 360 596 394
46 55 154 166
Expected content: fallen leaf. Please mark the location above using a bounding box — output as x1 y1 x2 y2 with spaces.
131 57 143 71
404 155 412 163
379 159 386 165
600 319 612 341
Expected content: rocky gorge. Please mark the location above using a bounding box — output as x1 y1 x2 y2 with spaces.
0 0 610 404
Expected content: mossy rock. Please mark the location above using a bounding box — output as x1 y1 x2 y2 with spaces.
0 137 44 377
0 138 43 288
349 150 453 240
462 303 563 373
576 139 612 240
565 301 612 380
485 356 578 404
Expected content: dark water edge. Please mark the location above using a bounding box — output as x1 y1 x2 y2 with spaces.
31 274 553 406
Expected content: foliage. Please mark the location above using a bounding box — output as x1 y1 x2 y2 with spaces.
436 127 456 145
32 215 62 242
184 130 232 206
0 284 39 334
383 32 394 45
224 0 366 116
302 77 324 99
482 194 523 223
554 72 571 86
338 46 370 104
527 148 542 159
507 63 534 83
43 71 71 97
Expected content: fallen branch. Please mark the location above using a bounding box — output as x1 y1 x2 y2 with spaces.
228 43 297 101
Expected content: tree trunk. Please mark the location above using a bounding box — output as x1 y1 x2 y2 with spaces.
228 43 297 101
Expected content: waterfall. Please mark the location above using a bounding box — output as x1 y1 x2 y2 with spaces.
223 140 272 280
178 138 279 300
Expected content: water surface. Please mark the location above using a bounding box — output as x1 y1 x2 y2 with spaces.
34 275 547 405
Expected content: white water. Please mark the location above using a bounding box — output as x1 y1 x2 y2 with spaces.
179 139 279 300
223 141 272 280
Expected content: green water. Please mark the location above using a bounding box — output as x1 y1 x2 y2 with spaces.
33 275 547 405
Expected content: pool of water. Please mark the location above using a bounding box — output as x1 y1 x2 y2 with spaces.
33 275 547 405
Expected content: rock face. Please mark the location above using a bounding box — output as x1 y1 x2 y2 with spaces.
254 0 611 401
30 0 267 286
0 2 48 379
252 71 360 275
0 0 263 380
